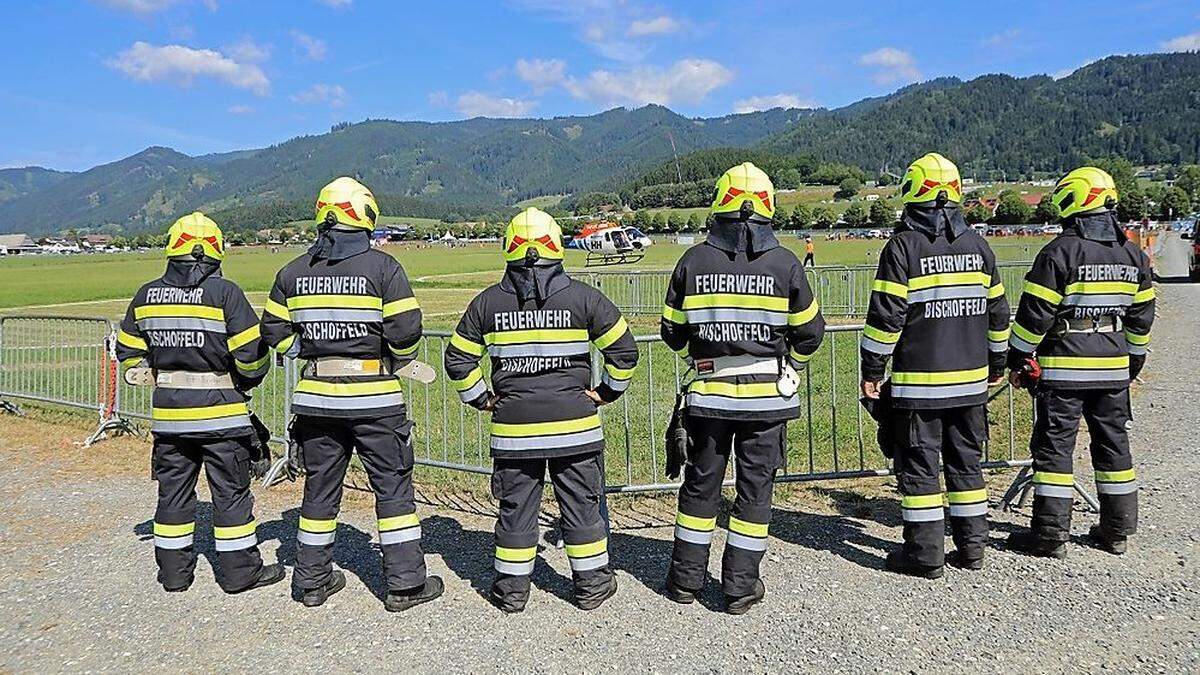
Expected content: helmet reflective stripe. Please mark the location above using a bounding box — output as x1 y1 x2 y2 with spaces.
315 176 379 231
503 207 564 263
710 162 775 219
1052 167 1119 218
900 153 963 204
165 212 225 261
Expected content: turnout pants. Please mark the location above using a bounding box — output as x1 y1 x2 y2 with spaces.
669 416 784 598
892 405 988 568
1029 388 1137 542
491 452 611 609
292 414 428 593
151 434 264 592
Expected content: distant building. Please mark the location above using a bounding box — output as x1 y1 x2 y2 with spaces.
0 233 40 255
82 234 113 247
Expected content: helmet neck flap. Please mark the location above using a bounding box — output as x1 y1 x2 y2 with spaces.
900 199 970 240
1067 208 1124 243
500 255 570 305
308 223 371 262
163 255 222 288
705 211 779 256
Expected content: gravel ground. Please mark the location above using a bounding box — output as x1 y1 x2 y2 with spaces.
1 238 1197 673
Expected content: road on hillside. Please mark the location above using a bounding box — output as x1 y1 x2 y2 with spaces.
0 238 1196 673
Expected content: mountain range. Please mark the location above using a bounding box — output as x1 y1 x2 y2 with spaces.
1 52 1198 235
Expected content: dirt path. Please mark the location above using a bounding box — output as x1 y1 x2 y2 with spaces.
1 244 1197 673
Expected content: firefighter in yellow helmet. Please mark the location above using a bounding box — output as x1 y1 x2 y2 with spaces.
661 163 824 613
860 153 1011 578
1006 167 1154 558
260 177 444 610
115 212 283 593
444 207 638 613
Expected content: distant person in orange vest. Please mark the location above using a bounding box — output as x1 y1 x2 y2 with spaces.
803 236 815 266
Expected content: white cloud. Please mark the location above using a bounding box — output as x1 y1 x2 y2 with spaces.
981 29 1021 47
315 0 351 7
227 104 254 114
563 59 733 107
455 92 536 118
291 83 347 107
733 93 815 114
515 58 567 93
427 90 450 108
224 37 270 63
108 42 270 96
1160 32 1200 52
627 15 679 37
858 47 920 85
290 30 328 60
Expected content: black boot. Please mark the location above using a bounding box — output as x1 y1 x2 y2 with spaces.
162 579 193 593
885 549 945 579
947 549 985 571
664 577 697 605
490 583 529 614
229 563 286 594
576 576 617 611
301 570 346 607
1088 525 1128 555
724 579 766 615
1005 531 1067 559
385 576 445 612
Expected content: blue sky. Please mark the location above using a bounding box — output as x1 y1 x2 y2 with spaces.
4 0 1199 171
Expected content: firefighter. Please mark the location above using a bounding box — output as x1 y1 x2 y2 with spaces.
860 153 1011 578
661 163 824 614
1005 167 1154 558
443 207 638 613
115 212 283 594
261 177 443 610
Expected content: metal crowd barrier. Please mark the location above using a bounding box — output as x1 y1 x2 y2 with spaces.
1 316 1033 494
579 262 1034 318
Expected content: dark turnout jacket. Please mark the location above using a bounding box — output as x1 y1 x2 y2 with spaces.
443 266 638 460
115 259 269 437
860 213 1010 410
261 247 422 418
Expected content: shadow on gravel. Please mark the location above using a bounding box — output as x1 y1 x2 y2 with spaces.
769 505 892 572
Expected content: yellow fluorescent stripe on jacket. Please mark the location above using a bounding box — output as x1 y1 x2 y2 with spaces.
1011 322 1044 343
134 304 224 321
728 517 768 537
676 511 716 531
274 334 296 354
946 488 987 504
1095 468 1135 482
604 362 636 379
872 279 908 299
662 304 687 324
491 414 602 437
383 297 420 317
378 514 420 530
680 293 789 312
688 380 782 398
452 367 484 390
264 298 290 320
987 282 1005 299
1125 331 1151 346
295 379 402 396
236 353 270 373
152 402 249 421
214 521 257 539
1038 355 1129 369
154 522 195 536
299 516 337 532
1033 471 1073 486
564 539 607 558
495 545 537 562
988 328 1011 342
287 294 383 310
1022 281 1063 305
908 271 991 291
891 366 989 385
593 317 629 350
862 324 901 344
788 298 820 326
1132 287 1155 303
485 328 589 345
389 342 419 356
1062 280 1139 296
901 493 944 509
117 329 147 351
226 324 260 351
789 348 811 363
449 332 484 356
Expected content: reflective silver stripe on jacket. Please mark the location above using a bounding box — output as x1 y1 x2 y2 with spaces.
291 392 406 410
890 381 988 400
685 392 799 412
601 372 631 391
683 308 788 326
297 530 336 546
214 534 257 552
1095 480 1138 495
1034 484 1074 498
947 503 988 518
151 415 253 434
902 508 944 523
568 552 609 571
488 342 590 358
725 532 768 551
1009 334 1039 352
906 286 988 303
137 317 226 332
489 428 605 452
1060 295 1133 308
154 534 193 549
494 559 536 576
860 336 896 356
673 526 713 546
458 379 488 402
380 527 422 546
1040 368 1127 383
291 308 384 323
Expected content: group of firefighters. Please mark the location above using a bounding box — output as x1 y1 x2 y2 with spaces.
114 152 1153 615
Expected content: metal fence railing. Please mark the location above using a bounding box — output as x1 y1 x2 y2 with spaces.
1 316 1033 493
578 262 1034 318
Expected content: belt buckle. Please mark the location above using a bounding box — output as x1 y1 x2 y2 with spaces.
695 359 714 376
